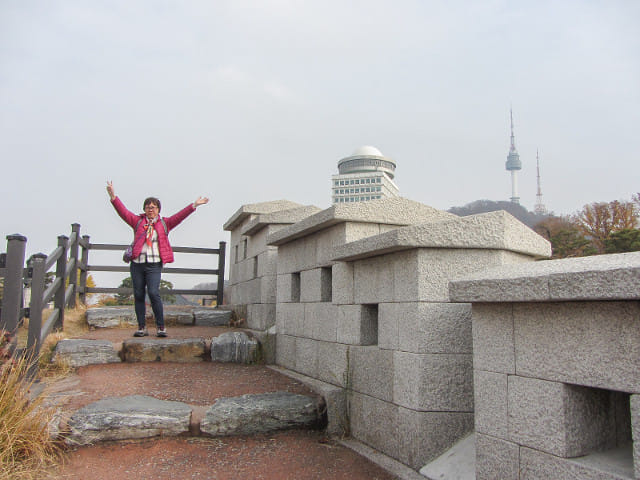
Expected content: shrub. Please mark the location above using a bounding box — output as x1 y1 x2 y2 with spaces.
0 339 62 479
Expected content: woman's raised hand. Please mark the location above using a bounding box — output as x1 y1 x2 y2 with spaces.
194 196 209 207
106 181 116 200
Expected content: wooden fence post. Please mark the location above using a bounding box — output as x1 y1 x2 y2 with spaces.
79 234 90 305
217 241 226 306
26 253 47 361
68 223 80 308
0 234 27 341
53 236 68 330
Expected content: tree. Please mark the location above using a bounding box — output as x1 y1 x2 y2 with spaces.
604 228 640 253
573 200 638 253
114 277 175 305
534 216 596 258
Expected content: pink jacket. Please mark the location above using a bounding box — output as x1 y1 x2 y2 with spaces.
111 196 196 264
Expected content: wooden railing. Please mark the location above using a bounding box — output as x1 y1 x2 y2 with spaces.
0 224 226 373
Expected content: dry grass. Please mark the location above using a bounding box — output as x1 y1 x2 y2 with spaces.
0 353 62 480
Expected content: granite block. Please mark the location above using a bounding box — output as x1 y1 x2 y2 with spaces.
353 255 394 304
317 341 349 387
275 303 304 336
378 303 398 350
314 223 348 267
475 433 520 480
246 303 276 331
393 352 473 411
259 274 277 304
295 337 319 377
331 262 354 305
236 257 257 283
474 370 508 437
275 236 317 274
304 303 338 342
397 407 474 470
333 209 549 262
275 334 296 370
300 269 320 303
514 301 640 393
349 346 393 402
450 252 640 303
276 274 294 303
471 303 515 374
256 248 278 277
233 278 261 304
336 304 378 346
380 302 472 354
412 249 525 303
508 376 617 457
349 392 399 460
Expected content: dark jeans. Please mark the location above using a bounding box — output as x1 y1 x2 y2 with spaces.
130 262 164 329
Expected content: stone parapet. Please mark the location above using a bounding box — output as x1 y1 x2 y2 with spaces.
332 210 551 262
451 251 640 479
267 197 456 247
449 251 640 303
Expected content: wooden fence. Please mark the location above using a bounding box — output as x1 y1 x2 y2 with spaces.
0 224 226 373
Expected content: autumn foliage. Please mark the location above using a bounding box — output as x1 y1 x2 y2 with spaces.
534 195 639 258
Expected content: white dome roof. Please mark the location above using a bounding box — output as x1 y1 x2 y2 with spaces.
352 145 383 157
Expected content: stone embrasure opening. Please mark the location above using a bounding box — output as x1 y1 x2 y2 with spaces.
361 304 378 346
291 272 301 302
321 267 332 303
569 387 633 477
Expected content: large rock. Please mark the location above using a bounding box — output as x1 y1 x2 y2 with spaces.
122 338 206 362
66 395 191 445
86 307 139 328
201 392 323 436
52 339 121 367
194 308 231 326
210 332 259 364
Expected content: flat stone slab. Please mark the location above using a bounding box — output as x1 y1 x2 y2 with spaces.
86 307 138 328
52 339 121 367
66 395 191 445
122 338 206 363
420 432 475 480
450 251 640 302
201 392 323 436
211 332 258 364
194 308 231 326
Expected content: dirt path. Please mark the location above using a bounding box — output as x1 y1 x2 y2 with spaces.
53 432 396 479
44 334 398 479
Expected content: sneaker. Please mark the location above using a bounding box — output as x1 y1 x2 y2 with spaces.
156 328 168 337
133 328 148 337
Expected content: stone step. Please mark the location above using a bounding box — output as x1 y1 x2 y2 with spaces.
65 392 325 445
86 306 231 329
66 395 192 445
52 332 261 366
53 339 121 367
201 392 324 436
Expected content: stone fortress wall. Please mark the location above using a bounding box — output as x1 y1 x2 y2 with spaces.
224 197 640 479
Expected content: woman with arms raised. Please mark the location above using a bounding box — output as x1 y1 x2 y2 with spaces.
106 181 209 337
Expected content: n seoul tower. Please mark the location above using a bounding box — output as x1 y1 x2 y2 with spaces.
505 109 522 204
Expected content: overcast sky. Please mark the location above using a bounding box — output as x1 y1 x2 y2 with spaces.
1 1 639 286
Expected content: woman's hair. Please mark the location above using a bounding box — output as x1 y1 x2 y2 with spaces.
143 197 161 212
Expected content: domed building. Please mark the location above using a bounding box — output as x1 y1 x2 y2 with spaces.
331 146 399 204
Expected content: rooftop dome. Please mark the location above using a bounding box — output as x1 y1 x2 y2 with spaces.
337 145 396 178
352 145 383 157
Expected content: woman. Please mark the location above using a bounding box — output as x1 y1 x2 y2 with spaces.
106 181 209 337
